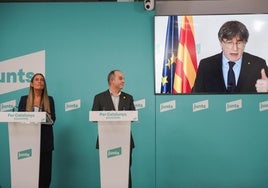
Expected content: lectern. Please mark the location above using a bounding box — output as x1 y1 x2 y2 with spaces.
0 112 46 188
89 111 138 188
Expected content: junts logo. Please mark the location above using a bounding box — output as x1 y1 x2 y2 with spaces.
259 101 268 112
107 147 122 158
226 99 242 112
65 99 81 112
160 100 176 112
193 100 209 112
18 149 32 160
134 99 146 110
0 50 45 95
0 100 16 112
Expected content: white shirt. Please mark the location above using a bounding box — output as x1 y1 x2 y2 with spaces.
110 90 121 111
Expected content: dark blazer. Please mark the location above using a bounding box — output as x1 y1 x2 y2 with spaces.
18 95 56 152
192 52 268 93
92 90 136 149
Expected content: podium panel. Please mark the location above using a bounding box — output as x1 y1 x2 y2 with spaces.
98 121 131 188
0 112 46 188
9 122 41 188
89 111 138 188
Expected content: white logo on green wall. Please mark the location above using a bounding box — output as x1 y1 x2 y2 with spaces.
18 149 32 160
226 99 242 112
0 50 45 95
160 100 176 112
107 147 122 158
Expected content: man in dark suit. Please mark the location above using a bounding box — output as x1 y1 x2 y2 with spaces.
192 20 268 93
91 70 135 188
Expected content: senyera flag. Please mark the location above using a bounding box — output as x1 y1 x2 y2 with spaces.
173 16 197 93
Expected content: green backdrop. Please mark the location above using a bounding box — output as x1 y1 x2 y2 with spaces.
156 94 268 188
0 2 268 188
0 2 155 188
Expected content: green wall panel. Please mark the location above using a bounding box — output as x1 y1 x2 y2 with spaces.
156 95 268 188
0 2 155 188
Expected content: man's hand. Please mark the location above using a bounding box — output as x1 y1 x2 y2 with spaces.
255 69 268 92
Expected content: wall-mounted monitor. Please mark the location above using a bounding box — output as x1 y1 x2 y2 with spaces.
154 14 268 94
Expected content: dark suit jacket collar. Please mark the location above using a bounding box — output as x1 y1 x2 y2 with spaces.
235 53 250 91
104 90 116 111
216 53 226 90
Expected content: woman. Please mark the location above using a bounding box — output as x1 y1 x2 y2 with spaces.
18 73 56 188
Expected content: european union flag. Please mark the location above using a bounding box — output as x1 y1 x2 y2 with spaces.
160 16 179 93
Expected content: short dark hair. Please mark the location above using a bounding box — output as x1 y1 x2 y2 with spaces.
107 70 121 84
218 20 249 42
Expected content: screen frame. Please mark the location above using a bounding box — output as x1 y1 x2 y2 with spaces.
154 13 268 95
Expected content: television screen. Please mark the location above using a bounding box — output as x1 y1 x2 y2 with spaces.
154 14 268 94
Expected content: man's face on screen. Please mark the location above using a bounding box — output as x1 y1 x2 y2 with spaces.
220 37 246 62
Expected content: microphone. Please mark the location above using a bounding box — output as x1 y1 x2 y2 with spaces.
35 106 53 125
12 106 18 112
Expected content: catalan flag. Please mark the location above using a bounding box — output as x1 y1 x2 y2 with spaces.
160 16 179 93
173 16 197 93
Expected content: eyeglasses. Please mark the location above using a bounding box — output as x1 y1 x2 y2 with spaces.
222 40 245 49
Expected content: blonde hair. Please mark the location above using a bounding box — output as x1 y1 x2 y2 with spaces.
26 73 51 114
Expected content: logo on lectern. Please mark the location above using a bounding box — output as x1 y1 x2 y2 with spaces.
107 147 122 158
18 149 32 160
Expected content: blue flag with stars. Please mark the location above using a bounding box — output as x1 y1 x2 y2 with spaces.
160 16 179 93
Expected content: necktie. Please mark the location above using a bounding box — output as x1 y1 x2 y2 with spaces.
227 61 236 92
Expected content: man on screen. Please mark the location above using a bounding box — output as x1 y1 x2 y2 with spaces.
192 20 268 93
